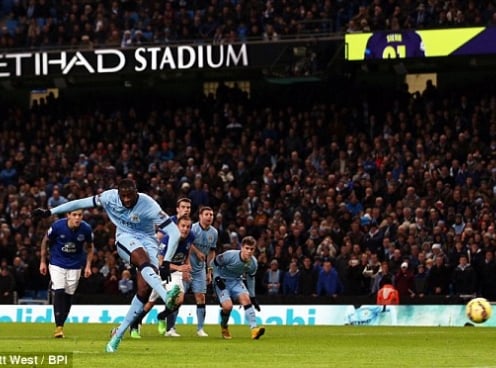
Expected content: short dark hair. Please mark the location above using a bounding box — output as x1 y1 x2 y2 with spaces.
118 179 137 192
241 236 256 247
199 206 213 214
176 197 192 206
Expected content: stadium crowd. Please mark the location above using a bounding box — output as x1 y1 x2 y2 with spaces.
1 72 496 305
1 1 496 306
0 0 496 49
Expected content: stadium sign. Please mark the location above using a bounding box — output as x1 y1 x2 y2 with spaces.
345 27 496 60
0 44 248 78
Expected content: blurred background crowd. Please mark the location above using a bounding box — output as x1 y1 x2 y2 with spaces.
1 76 496 304
1 0 496 49
1 0 496 305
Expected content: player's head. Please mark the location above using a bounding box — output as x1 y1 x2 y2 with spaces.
177 214 192 238
118 179 138 208
176 198 192 217
198 206 214 227
67 209 84 228
240 235 256 261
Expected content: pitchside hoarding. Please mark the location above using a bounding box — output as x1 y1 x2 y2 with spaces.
1 304 494 327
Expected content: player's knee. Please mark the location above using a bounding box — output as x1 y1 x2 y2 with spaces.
138 262 157 273
195 293 206 304
131 248 150 267
222 301 233 311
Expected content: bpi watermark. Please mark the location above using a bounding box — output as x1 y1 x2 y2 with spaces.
0 353 72 367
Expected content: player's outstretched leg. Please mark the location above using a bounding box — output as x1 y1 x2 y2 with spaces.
105 328 122 353
105 295 146 352
166 285 181 310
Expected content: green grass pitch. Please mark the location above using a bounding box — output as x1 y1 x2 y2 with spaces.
1 323 495 368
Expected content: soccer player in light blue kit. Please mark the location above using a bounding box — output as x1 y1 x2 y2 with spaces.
212 235 265 340
32 179 180 352
130 214 194 337
188 206 218 337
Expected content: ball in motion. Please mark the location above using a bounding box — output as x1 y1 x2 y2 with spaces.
466 297 492 324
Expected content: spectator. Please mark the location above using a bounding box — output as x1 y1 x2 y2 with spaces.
452 213 466 235
371 261 394 295
451 254 477 296
47 186 68 209
316 260 343 297
480 250 496 300
394 262 416 300
414 263 428 297
0 160 17 187
218 164 234 188
282 260 300 295
299 256 318 296
376 275 400 305
343 255 365 296
188 177 209 213
103 266 120 295
263 259 282 295
118 269 134 296
100 252 117 278
425 256 451 295
363 220 384 256
0 266 15 303
362 252 381 293
11 256 28 298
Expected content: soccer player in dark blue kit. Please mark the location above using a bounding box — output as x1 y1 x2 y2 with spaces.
39 209 94 338
161 197 192 336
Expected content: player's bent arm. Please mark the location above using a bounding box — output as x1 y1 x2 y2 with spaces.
156 231 165 242
39 234 49 275
189 244 204 261
212 253 225 268
158 218 180 262
246 274 256 297
84 242 95 277
206 249 216 265
206 249 215 280
50 196 98 215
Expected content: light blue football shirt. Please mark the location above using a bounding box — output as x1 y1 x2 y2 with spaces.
190 222 218 271
213 250 258 295
50 190 169 241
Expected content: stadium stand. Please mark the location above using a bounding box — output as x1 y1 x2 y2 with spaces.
1 0 496 307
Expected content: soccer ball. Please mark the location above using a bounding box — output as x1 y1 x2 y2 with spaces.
466 297 492 324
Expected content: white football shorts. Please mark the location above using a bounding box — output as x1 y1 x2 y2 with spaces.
49 264 82 295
